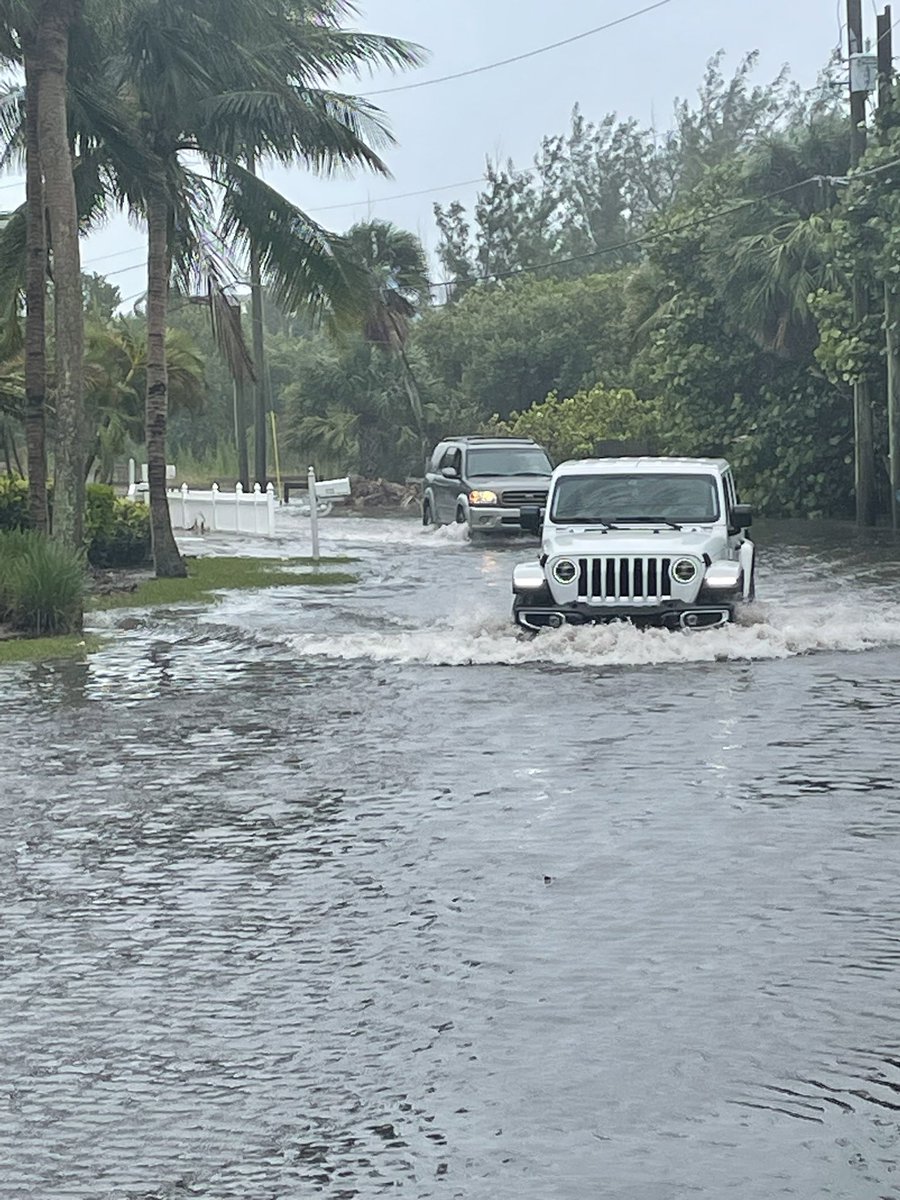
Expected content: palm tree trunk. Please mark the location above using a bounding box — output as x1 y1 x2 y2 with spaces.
23 50 49 534
35 0 84 548
145 183 186 577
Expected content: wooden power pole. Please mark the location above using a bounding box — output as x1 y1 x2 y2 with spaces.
247 150 268 488
849 0 878 525
878 7 900 530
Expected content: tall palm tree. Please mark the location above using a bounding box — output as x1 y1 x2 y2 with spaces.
0 0 89 545
106 0 421 576
35 0 85 548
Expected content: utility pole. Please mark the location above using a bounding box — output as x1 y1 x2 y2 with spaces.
878 7 900 530
247 149 268 488
849 0 878 524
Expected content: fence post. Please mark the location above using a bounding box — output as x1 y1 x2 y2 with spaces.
235 481 244 534
211 482 219 532
253 483 262 535
180 483 188 530
308 465 320 562
266 483 276 536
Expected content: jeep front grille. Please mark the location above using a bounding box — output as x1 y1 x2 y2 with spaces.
577 557 673 603
501 489 548 506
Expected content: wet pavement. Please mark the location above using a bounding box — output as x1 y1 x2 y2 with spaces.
2 512 900 1198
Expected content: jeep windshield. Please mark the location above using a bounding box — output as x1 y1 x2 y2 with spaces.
466 447 552 477
550 473 720 524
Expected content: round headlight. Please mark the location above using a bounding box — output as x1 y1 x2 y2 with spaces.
672 558 698 584
553 559 578 584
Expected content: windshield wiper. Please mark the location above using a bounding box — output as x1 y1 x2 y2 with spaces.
555 517 620 529
617 515 683 530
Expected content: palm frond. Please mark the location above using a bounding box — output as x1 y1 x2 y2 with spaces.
219 162 369 324
197 87 392 175
0 202 25 359
0 82 23 170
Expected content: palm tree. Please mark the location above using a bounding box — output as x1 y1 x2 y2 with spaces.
0 0 120 542
104 0 420 575
342 219 431 463
84 317 205 482
30 0 83 546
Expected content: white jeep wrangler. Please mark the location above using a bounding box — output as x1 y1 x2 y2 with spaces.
512 457 755 632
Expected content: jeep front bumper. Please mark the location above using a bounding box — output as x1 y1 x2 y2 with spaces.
513 600 735 632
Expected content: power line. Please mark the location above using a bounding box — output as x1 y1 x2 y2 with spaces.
307 174 501 213
83 244 147 268
364 0 676 97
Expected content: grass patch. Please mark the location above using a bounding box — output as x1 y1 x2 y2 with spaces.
89 555 358 612
0 635 104 665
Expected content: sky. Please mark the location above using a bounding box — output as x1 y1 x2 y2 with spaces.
3 0 863 307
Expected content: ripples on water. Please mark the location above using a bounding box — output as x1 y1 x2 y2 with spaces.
1 516 900 1198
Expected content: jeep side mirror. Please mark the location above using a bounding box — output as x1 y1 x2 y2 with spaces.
519 505 543 535
441 465 459 480
731 504 752 530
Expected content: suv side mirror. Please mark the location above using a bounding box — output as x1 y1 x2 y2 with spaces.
731 504 752 530
441 465 459 480
519 505 543 535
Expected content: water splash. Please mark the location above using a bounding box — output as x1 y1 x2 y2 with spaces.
285 601 900 668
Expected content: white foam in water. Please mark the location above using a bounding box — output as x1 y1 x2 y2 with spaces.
287 601 900 668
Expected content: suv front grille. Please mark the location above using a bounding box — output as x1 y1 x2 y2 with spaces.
501 489 548 506
577 557 673 603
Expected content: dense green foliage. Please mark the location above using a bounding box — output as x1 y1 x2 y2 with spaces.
0 475 150 566
0 530 85 635
84 484 151 568
489 385 659 463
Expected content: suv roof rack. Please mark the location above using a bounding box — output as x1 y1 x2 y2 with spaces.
447 435 538 444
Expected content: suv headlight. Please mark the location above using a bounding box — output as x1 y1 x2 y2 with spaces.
552 559 578 584
469 490 498 505
671 558 699 584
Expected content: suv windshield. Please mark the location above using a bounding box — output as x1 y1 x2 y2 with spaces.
551 473 720 524
466 447 552 477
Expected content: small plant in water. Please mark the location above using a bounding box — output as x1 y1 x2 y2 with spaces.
0 531 85 635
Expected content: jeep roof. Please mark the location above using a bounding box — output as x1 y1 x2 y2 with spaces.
553 456 731 478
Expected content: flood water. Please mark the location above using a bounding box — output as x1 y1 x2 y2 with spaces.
2 513 900 1199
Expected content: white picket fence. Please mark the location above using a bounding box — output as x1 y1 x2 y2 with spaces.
128 475 277 537
169 482 278 537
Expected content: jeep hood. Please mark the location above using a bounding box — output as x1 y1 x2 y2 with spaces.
543 526 727 558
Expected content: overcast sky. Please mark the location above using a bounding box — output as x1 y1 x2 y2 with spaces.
26 0 861 306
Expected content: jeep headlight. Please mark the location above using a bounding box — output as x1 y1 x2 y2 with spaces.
468 490 498 506
552 559 578 584
671 558 699 585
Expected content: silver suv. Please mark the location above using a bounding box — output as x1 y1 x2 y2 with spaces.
422 436 552 534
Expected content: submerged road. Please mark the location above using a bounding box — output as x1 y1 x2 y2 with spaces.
1 513 899 1198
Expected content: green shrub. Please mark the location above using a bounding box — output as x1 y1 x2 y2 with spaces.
486 384 662 464
0 530 85 635
0 475 29 532
85 484 151 568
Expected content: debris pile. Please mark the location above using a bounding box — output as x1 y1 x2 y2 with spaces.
348 477 420 512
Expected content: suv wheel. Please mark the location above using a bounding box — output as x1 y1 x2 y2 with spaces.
455 505 467 525
422 498 434 527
